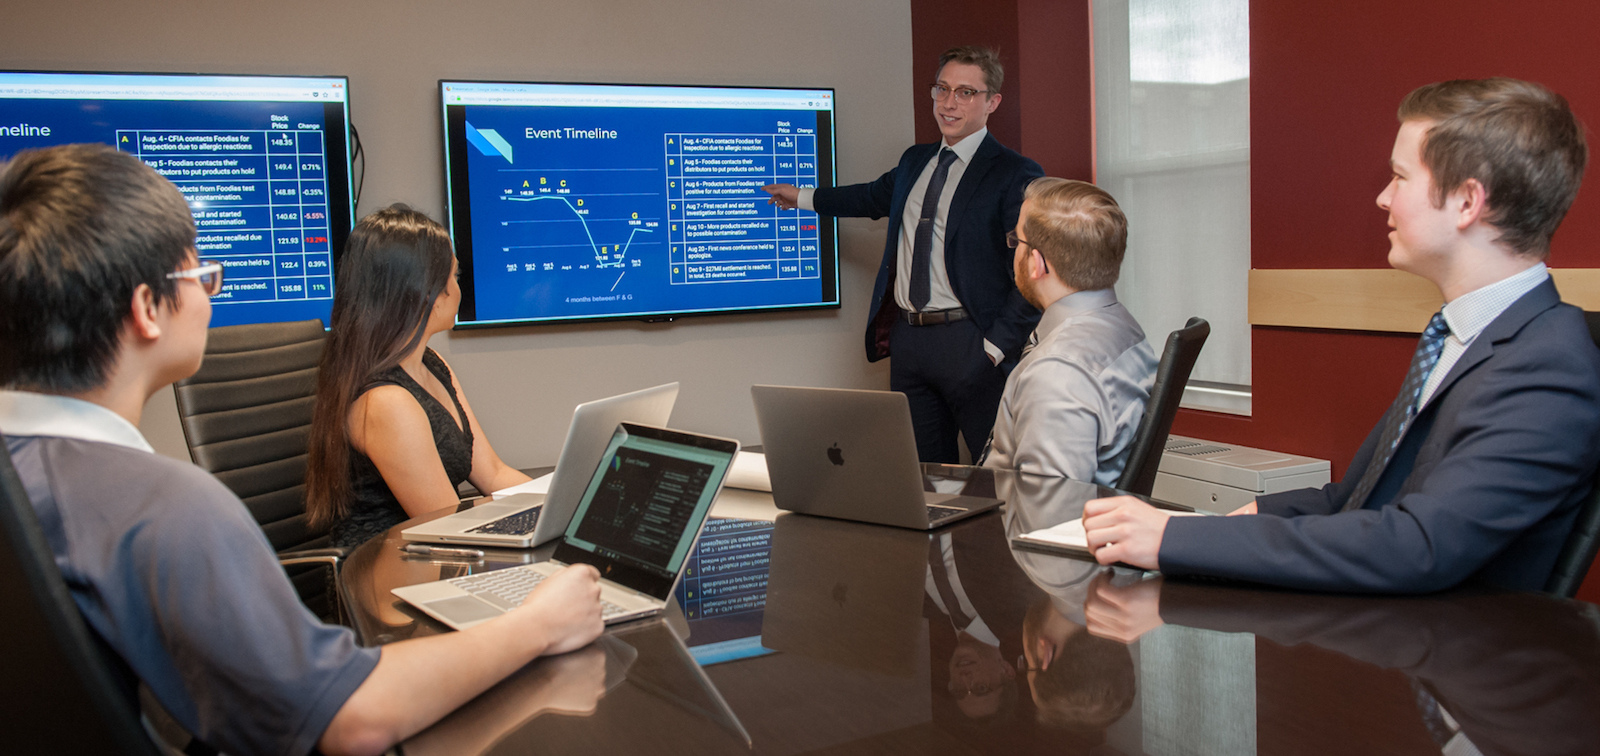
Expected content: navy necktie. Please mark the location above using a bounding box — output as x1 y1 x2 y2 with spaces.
1342 311 1451 512
909 148 958 311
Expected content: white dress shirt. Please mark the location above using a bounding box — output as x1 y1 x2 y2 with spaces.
1419 262 1549 408
800 128 1001 360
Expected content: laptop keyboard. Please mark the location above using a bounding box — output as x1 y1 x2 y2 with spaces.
448 567 629 618
927 504 964 522
468 505 541 536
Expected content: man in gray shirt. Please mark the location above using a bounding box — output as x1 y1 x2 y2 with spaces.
0 144 606 756
982 178 1155 483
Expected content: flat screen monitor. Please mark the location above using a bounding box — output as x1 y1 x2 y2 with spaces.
0 71 355 328
440 80 839 328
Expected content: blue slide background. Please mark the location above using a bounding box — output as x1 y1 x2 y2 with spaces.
455 105 833 323
0 98 339 328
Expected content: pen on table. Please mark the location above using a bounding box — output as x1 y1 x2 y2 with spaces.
401 543 485 559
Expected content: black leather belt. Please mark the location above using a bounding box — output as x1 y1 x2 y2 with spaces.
903 307 968 326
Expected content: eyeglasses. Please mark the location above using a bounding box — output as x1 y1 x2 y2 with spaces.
1007 231 1050 273
167 260 225 297
931 84 992 104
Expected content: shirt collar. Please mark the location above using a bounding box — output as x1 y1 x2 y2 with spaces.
1036 288 1119 340
1440 262 1550 343
942 127 988 164
0 390 154 453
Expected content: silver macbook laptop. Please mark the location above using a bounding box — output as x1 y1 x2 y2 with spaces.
394 423 739 629
403 382 678 548
750 385 1002 529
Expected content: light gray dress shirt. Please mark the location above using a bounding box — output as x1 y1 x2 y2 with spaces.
982 289 1157 483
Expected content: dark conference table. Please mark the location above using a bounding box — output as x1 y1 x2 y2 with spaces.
341 465 1600 756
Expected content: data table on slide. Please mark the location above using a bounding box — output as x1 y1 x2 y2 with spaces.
118 128 334 307
666 132 822 285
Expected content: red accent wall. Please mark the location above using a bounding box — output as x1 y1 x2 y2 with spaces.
910 0 1600 601
908 0 1093 179
1174 0 1600 602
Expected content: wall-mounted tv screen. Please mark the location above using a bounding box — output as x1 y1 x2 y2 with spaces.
0 71 355 328
441 80 838 328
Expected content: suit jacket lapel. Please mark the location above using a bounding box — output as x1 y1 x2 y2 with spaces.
891 143 942 237
944 134 1000 249
1418 277 1562 413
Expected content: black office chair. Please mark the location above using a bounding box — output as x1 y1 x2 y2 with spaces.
1544 310 1600 598
0 440 171 755
172 319 345 622
1116 317 1211 497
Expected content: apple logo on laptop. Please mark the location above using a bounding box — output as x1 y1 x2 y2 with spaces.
827 443 844 466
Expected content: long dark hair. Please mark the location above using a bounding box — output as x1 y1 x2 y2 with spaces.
306 204 455 529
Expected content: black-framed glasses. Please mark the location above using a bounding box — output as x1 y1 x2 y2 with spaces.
167 260 225 297
931 84 991 103
1007 231 1050 273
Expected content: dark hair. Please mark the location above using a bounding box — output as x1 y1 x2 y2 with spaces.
938 45 1004 95
305 204 455 529
0 144 195 392
1023 178 1128 291
1022 601 1136 731
1398 78 1588 257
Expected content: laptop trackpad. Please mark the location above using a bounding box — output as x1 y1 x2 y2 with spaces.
427 595 505 623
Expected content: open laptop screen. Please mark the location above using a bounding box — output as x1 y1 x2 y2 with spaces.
552 423 736 597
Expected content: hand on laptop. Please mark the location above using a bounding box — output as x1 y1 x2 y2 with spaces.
518 564 606 656
1081 496 1172 570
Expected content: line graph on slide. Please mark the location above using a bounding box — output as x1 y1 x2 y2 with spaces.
502 194 654 269
488 166 665 292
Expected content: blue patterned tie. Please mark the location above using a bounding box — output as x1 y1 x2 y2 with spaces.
1342 311 1451 512
909 149 958 311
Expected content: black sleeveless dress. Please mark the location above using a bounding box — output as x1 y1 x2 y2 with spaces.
331 349 474 548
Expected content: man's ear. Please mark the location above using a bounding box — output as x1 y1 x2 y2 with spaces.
128 283 163 341
1028 248 1050 281
1451 177 1490 230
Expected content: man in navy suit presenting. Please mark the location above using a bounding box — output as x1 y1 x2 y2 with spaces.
765 46 1044 463
1081 78 1600 593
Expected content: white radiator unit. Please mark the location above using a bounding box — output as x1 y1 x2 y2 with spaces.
1153 435 1331 514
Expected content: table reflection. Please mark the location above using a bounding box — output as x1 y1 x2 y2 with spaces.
345 468 1600 755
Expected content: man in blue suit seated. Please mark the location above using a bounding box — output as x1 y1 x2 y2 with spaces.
764 46 1045 464
1081 78 1600 593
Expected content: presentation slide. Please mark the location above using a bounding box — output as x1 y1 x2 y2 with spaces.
442 81 838 327
0 72 355 328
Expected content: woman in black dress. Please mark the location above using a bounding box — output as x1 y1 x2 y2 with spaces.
306 205 532 548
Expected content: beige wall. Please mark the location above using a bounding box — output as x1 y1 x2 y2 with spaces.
2 0 913 466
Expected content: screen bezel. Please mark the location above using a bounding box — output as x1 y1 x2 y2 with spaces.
0 68 358 326
439 78 840 329
551 423 738 599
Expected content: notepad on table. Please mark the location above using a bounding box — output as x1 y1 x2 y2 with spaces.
1013 511 1205 556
